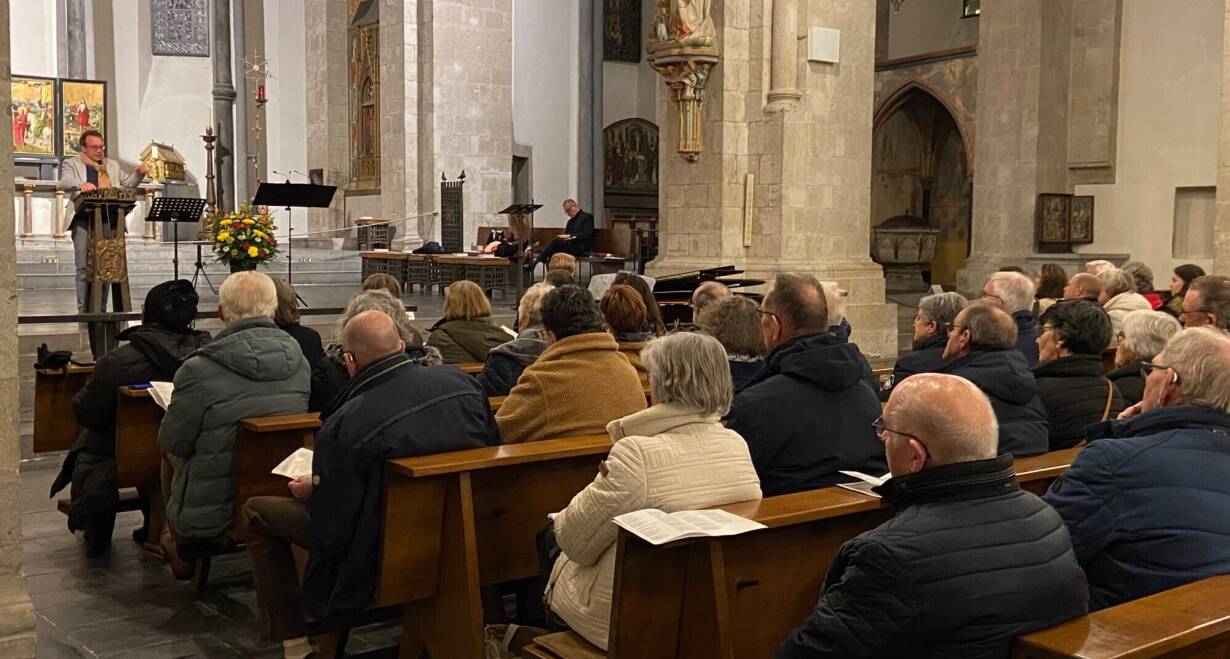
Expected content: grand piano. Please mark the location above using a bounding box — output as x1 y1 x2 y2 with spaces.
652 265 766 326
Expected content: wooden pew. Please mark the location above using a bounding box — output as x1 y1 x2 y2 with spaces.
457 362 484 375
33 363 94 453
1014 574 1230 658
593 448 1080 659
372 434 614 659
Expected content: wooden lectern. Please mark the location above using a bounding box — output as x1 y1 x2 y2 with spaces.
77 189 138 313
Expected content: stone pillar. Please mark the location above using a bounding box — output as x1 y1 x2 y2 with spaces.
0 0 38 654
1214 0 1230 272
231 0 249 204
212 0 237 212
648 0 897 358
380 0 421 246
64 0 87 78
766 0 801 110
581 1 604 223
304 0 348 238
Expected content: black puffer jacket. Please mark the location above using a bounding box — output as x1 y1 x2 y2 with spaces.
777 455 1088 658
304 353 499 619
475 326 549 396
938 349 1049 456
1034 355 1125 450
879 333 946 401
50 324 211 532
1013 310 1041 367
1105 361 1145 405
309 343 443 419
726 334 884 497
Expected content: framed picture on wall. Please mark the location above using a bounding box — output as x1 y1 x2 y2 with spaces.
59 79 107 156
11 75 58 158
1069 195 1095 244
962 0 981 18
1036 193 1072 244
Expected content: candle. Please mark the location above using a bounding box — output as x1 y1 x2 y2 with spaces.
257 84 266 102
207 106 213 130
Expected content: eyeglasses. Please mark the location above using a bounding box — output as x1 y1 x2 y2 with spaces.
947 324 968 335
756 308 780 324
1140 361 1179 384
873 415 931 459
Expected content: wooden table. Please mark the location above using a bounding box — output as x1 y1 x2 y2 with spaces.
33 364 94 453
435 255 511 298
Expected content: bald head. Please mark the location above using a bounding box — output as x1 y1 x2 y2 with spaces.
943 303 1017 361
885 374 998 473
691 281 731 311
1064 272 1102 300
342 310 405 370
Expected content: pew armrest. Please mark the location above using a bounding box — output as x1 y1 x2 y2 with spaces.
239 413 322 433
388 435 613 478
118 385 151 398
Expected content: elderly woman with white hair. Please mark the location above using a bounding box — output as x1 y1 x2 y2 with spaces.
1105 310 1181 404
476 282 554 395
1098 268 1152 338
544 332 762 650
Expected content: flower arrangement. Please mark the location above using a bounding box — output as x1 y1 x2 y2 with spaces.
206 204 279 271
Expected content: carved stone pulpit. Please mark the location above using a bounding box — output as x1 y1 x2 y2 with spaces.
76 189 137 313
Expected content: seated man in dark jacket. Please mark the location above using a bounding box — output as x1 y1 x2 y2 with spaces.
982 270 1041 366
50 280 210 556
879 291 967 400
777 373 1088 658
938 303 1049 456
1046 327 1230 611
726 273 884 496
243 310 497 654
1034 300 1125 449
526 198 595 272
477 282 552 395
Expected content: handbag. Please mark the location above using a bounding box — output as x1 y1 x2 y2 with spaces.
1099 379 1115 422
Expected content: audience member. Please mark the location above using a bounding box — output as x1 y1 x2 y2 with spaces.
496 285 646 442
695 295 766 390
50 280 210 556
601 284 651 381
547 252 577 275
426 280 510 363
982 271 1040 366
1098 268 1152 337
476 283 553 396
726 273 884 496
1106 310 1181 405
1179 274 1230 330
1035 263 1068 315
360 272 402 299
158 272 310 578
1046 328 1230 610
880 291 967 401
613 272 666 335
1164 264 1206 317
777 374 1088 658
244 311 497 654
543 268 577 288
1034 300 1126 449
1062 272 1102 302
545 333 761 650
272 278 324 367
690 280 731 313
1085 259 1115 275
938 303 1049 456
310 289 441 418
1121 261 1162 310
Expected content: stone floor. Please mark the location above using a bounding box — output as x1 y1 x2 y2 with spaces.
22 456 402 658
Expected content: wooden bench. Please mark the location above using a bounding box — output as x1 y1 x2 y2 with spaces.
1014 574 1230 658
525 447 1080 658
456 362 484 375
33 363 94 453
362 433 614 658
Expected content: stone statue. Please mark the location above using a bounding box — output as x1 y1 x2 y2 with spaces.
650 0 716 50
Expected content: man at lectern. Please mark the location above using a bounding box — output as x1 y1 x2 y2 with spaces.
524 198 595 273
60 129 148 311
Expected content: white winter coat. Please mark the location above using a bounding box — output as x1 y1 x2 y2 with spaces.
545 403 762 649
1103 292 1152 339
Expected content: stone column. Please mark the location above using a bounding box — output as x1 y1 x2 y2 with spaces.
304 0 348 238
212 0 237 212
766 0 801 110
648 0 897 358
64 0 87 78
380 0 421 246
0 0 37 654
231 0 249 204
1214 0 1230 272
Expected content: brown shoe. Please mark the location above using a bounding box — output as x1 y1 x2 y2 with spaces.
159 530 195 581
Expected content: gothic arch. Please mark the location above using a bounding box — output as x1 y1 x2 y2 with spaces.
874 79 974 174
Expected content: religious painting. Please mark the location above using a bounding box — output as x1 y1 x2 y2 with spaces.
1035 193 1072 244
962 0 981 18
604 0 641 63
348 16 380 190
1069 195 1095 244
604 119 659 194
150 0 209 57
60 79 106 156
11 76 57 157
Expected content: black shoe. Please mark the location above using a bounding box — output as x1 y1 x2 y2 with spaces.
84 527 111 558
132 527 149 545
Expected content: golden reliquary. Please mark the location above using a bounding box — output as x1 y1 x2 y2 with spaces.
139 141 187 182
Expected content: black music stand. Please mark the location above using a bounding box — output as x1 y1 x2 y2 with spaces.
192 243 216 294
147 197 208 280
496 203 543 307
253 182 337 289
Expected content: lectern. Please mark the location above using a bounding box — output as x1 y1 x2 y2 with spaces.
77 189 138 313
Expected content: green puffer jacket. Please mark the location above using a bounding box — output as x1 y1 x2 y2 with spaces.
158 316 310 540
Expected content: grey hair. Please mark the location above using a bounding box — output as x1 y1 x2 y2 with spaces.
696 295 765 358
219 271 278 321
1097 268 1135 298
765 273 828 334
961 303 1018 350
1189 275 1230 329
986 271 1036 313
641 332 733 417
918 291 968 329
1120 310 1180 362
339 289 423 347
1121 261 1155 293
518 283 554 328
1086 259 1115 275
888 373 998 465
820 281 847 327
1162 327 1230 413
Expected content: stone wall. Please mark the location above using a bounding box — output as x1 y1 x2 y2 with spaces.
0 0 37 652
1215 0 1230 273
304 0 349 237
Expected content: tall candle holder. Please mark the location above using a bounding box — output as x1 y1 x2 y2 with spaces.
200 125 218 240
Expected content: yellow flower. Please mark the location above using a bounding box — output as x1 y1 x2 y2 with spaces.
216 231 229 241
252 229 266 239
242 218 255 225
248 246 259 257
226 236 234 243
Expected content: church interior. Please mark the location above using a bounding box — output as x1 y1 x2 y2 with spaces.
3 0 1230 657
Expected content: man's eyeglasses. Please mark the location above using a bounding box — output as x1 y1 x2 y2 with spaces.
947 324 968 335
1140 361 1179 384
872 415 930 459
756 308 780 324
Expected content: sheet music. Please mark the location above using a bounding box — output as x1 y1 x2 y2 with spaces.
613 508 765 546
272 448 314 480
149 381 174 411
